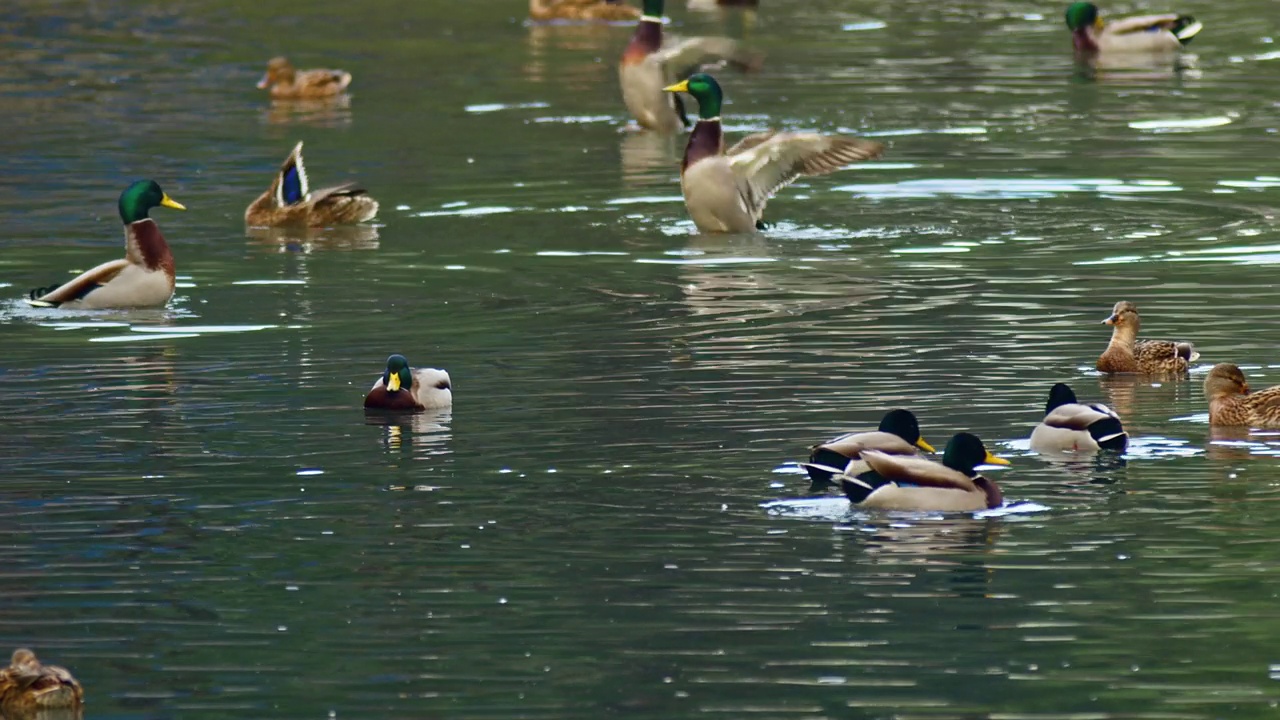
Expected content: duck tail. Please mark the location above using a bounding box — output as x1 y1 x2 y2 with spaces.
1172 16 1202 44
1089 416 1129 452
804 448 853 487
1176 342 1200 363
840 472 887 504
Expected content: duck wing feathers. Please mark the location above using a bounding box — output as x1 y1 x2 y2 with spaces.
725 134 883 217
859 450 978 492
26 259 130 307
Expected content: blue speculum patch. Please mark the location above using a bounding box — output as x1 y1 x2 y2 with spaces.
282 166 304 204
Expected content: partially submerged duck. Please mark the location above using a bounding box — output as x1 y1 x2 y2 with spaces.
364 355 453 411
803 410 935 492
1029 383 1128 453
1204 363 1280 429
257 57 351 99
245 142 379 227
0 649 84 714
1096 301 1198 374
1065 3 1201 59
26 180 185 309
839 432 1009 512
530 0 640 21
664 73 883 232
619 0 761 133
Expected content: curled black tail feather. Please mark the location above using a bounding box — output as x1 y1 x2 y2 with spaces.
840 472 889 504
1171 15 1202 44
805 447 852 488
1089 416 1128 452
28 284 61 300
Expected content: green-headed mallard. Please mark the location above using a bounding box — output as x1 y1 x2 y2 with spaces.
1065 2 1201 56
1204 363 1280 428
531 0 640 21
364 355 453 411
663 73 883 233
0 649 83 715
1029 383 1128 453
619 0 762 134
802 409 935 493
840 432 1009 512
257 57 351 99
26 180 184 309
245 142 379 227
1096 301 1199 374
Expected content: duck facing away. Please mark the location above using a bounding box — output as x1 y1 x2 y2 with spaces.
364 355 453 411
1096 301 1199 375
840 432 1009 512
1204 363 1280 429
245 142 379 227
620 0 762 134
803 409 935 493
1065 2 1201 56
1029 383 1128 453
257 57 351 99
530 0 639 21
26 180 184 309
664 73 883 233
0 649 84 714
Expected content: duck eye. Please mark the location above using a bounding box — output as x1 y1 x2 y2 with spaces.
435 380 451 390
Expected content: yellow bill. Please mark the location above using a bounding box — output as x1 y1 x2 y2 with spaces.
161 194 186 211
388 373 402 392
663 80 690 93
983 451 1011 466
915 437 937 453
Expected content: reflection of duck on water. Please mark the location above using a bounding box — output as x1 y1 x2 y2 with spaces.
367 409 454 457
245 224 380 254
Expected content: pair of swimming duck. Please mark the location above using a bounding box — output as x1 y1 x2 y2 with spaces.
803 382 1128 512
25 143 377 310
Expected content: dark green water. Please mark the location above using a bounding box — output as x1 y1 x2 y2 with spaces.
3 0 1280 717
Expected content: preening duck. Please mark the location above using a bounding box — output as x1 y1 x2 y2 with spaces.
245 142 379 227
803 410 935 492
1029 383 1128 453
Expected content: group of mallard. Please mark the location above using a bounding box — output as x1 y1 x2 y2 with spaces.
799 301 1280 513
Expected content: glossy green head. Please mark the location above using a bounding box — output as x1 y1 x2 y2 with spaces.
878 409 935 453
663 73 723 120
1064 2 1099 31
383 354 414 393
118 180 185 225
641 0 664 17
941 432 1010 476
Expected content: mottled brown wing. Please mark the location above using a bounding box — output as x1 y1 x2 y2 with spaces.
725 131 777 157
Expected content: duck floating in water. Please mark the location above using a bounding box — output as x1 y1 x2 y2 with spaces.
1204 363 1280 429
1029 383 1128 453
664 73 883 233
26 180 184 309
530 0 640 21
1096 301 1199 375
803 409 935 493
364 355 453 411
245 142 379 227
257 57 352 99
839 432 1009 512
1065 2 1201 58
0 649 84 715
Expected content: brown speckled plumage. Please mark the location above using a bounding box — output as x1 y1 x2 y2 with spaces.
257 57 351 99
1204 363 1280 428
0 649 83 715
1096 301 1199 375
530 0 639 21
245 142 378 228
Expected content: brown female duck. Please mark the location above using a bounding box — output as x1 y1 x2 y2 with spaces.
364 355 453 411
619 0 761 133
1204 363 1280 428
26 180 185 309
1096 301 1199 374
530 0 640 21
245 142 379 227
664 73 883 232
0 649 84 714
256 57 351 99
840 433 1010 512
802 409 935 492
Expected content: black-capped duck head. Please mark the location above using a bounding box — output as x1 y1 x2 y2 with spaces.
118 180 185 225
382 354 414 393
942 432 1010 476
1045 383 1079 413
1204 363 1249 399
1102 300 1141 332
663 72 724 120
1064 2 1101 31
878 409 935 452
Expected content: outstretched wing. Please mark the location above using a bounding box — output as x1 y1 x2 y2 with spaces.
654 36 762 82
726 133 883 215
